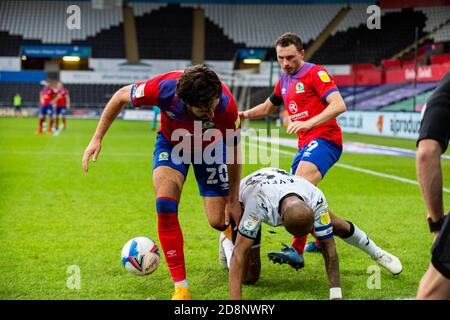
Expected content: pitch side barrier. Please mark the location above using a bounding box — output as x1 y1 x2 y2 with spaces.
337 110 423 140
0 108 425 141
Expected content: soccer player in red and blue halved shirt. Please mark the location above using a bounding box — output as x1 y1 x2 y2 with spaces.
36 80 56 135
238 33 402 275
54 81 70 131
82 65 242 299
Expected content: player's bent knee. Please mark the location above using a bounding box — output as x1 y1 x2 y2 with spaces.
208 219 227 231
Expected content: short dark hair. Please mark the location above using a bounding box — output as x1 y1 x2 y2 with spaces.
275 32 303 52
176 64 222 109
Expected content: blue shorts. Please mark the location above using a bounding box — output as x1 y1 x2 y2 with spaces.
153 132 230 197
291 138 342 178
39 104 53 116
55 106 67 116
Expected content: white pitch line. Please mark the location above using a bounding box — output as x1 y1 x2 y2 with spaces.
245 142 450 194
3 141 449 194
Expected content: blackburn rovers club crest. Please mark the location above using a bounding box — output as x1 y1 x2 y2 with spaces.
202 121 215 129
158 152 169 161
288 101 298 113
295 82 305 93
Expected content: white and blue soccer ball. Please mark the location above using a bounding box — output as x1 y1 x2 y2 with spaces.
121 237 160 276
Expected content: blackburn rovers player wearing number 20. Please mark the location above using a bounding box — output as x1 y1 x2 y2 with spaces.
237 32 402 275
82 65 243 300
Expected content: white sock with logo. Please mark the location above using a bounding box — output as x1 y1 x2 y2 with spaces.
341 221 380 258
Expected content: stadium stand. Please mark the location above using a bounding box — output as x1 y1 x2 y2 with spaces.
0 1 448 111
131 2 165 16
204 16 247 61
195 4 343 48
72 24 125 58
433 23 450 43
65 83 123 108
419 7 450 34
0 0 123 43
381 90 434 111
348 82 437 110
134 4 193 59
0 82 40 108
338 85 377 99
331 4 399 36
312 8 427 64
0 0 126 57
0 82 123 109
0 31 41 57
343 83 406 108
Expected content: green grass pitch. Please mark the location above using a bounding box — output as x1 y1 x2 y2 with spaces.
0 117 449 300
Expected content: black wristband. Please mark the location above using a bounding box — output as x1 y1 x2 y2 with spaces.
428 216 445 232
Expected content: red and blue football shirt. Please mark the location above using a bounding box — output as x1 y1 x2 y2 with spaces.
56 88 69 107
273 62 342 149
130 71 240 146
40 86 56 106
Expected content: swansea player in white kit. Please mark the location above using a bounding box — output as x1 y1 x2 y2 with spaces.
226 168 403 299
229 167 340 300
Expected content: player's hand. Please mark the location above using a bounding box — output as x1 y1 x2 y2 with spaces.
238 111 247 119
82 139 102 172
287 120 312 134
225 200 242 229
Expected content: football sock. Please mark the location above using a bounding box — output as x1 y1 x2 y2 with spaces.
175 279 189 289
55 118 59 130
315 239 321 248
291 235 307 255
38 119 44 132
221 234 234 269
63 118 66 128
340 221 379 258
223 225 233 241
47 119 53 131
156 197 186 284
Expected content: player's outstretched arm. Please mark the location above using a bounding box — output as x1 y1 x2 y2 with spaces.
319 237 342 300
229 233 254 300
239 98 279 120
82 85 132 172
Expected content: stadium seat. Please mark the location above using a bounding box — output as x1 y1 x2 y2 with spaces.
312 8 427 65
348 82 437 110
0 0 123 44
381 89 435 111
418 7 450 34
195 4 344 47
